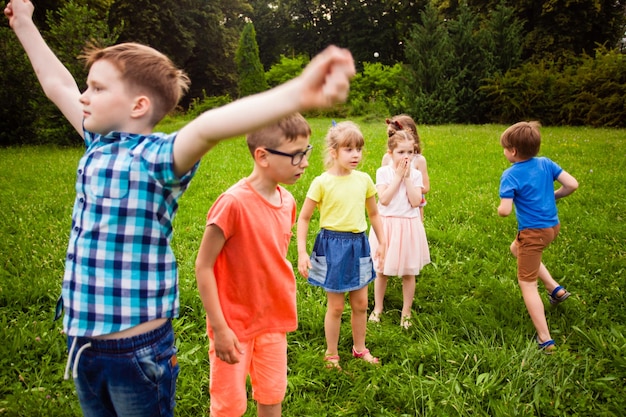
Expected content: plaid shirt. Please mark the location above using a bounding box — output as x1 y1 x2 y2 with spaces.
62 129 198 337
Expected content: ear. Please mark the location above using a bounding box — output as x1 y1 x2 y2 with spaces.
253 147 271 167
130 95 151 119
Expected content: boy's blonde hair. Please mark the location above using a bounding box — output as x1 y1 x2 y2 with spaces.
246 113 311 155
324 121 364 169
386 114 422 154
81 42 190 125
500 121 542 159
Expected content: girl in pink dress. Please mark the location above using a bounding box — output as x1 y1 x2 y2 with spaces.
369 130 431 329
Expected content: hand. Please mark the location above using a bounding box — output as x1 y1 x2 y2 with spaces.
395 158 409 178
298 255 311 279
374 243 386 271
297 46 355 110
213 327 243 364
4 0 34 29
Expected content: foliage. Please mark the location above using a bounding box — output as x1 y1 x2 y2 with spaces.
1 121 625 415
0 1 117 147
0 27 40 146
481 46 626 126
108 0 244 106
347 62 406 118
265 54 309 88
404 4 458 124
235 22 268 98
184 94 233 120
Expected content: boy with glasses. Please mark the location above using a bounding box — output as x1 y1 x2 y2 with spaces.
195 113 312 417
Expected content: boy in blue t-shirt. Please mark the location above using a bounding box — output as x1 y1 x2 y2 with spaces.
5 0 355 415
498 121 578 353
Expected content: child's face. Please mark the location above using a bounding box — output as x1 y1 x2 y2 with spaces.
390 140 415 168
333 145 363 171
79 59 139 135
265 135 311 185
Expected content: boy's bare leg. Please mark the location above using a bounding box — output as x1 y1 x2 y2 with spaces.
518 279 551 343
258 403 281 417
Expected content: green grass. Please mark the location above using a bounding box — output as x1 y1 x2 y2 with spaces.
0 119 625 416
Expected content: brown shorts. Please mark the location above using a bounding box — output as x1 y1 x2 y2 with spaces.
514 224 561 281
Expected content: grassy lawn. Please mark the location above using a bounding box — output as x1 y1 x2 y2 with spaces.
0 119 625 416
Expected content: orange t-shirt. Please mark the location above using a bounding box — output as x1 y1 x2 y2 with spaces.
205 179 297 341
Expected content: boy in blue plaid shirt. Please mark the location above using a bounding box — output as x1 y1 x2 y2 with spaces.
5 1 354 415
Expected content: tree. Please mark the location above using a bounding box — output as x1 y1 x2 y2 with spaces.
1 0 118 146
108 0 243 106
236 22 269 97
404 4 458 123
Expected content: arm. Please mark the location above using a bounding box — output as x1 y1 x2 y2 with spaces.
498 198 513 217
195 224 243 364
296 198 317 279
404 170 423 208
5 0 83 136
414 155 430 194
378 158 407 206
173 46 355 177
366 196 386 270
554 170 578 199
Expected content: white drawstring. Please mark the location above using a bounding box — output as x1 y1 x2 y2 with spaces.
63 337 77 380
63 337 92 380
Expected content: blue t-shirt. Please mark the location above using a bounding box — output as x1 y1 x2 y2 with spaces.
62 129 199 337
499 157 563 231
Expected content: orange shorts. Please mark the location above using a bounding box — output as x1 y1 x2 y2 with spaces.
514 225 560 282
208 332 287 417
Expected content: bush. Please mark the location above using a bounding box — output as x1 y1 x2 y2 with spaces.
481 47 626 127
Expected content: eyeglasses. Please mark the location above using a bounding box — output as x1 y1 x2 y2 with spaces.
264 144 313 165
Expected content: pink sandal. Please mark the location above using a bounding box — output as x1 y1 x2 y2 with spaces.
352 346 380 365
324 354 341 370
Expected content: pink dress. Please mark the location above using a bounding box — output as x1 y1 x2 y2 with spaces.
369 165 430 276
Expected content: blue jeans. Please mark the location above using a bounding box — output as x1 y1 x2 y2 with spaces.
66 320 179 417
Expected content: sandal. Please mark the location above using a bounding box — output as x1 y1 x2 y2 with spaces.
368 311 381 323
352 346 380 365
324 354 341 370
537 337 556 353
549 286 571 306
400 315 412 330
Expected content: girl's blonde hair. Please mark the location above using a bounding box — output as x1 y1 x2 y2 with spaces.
324 121 364 169
386 114 422 154
387 130 414 152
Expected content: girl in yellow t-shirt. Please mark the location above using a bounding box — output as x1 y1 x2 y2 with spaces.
297 121 386 370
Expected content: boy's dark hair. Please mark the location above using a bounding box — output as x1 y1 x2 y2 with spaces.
500 121 542 159
246 113 311 154
81 43 190 126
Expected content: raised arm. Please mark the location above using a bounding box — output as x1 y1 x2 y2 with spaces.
554 170 578 199
5 0 83 136
173 46 355 177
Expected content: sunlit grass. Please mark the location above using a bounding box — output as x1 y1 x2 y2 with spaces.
1 120 625 416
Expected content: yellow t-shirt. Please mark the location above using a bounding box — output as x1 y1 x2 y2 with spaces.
306 171 377 233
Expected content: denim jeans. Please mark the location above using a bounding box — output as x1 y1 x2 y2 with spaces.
66 320 179 417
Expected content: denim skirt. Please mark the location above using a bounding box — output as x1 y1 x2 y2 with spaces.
307 229 375 293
